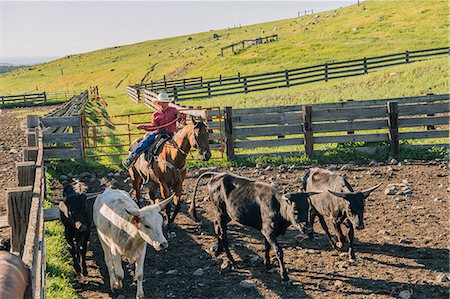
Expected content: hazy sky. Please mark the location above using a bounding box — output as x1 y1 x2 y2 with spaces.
1 1 354 63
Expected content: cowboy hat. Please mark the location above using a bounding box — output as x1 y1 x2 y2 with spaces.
152 92 172 103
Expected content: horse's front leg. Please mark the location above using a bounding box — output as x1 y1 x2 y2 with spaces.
159 184 173 234
169 182 183 225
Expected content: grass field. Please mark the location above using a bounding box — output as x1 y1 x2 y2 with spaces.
0 0 447 97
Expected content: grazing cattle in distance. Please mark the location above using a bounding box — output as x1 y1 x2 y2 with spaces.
60 180 91 276
189 172 320 283
303 168 381 261
0 251 29 299
93 188 173 299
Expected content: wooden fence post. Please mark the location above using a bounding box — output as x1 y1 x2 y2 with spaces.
387 101 399 155
405 50 409 64
302 105 314 159
363 57 368 74
324 64 329 82
244 78 248 94
225 107 235 159
207 83 211 98
16 161 36 186
173 87 178 101
7 186 33 254
43 92 47 104
346 100 354 135
285 70 290 87
26 128 38 147
27 115 39 129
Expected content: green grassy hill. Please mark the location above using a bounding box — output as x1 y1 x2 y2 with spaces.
0 0 447 102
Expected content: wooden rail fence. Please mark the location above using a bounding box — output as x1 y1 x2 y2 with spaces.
203 94 450 159
3 116 47 298
220 34 278 56
42 91 88 160
1 92 47 109
128 46 449 101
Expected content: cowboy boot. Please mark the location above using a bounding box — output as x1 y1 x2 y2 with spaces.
122 153 139 169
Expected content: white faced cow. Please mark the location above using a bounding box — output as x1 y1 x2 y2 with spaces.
93 188 173 299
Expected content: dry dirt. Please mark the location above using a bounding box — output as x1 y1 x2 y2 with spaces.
0 106 58 237
64 162 450 299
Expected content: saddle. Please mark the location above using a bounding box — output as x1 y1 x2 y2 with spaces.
143 130 172 163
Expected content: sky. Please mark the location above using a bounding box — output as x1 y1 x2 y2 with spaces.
1 1 355 64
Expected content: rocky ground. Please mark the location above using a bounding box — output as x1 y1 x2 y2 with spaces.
0 106 57 237
49 160 449 299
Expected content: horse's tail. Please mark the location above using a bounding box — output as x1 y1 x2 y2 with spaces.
188 171 224 222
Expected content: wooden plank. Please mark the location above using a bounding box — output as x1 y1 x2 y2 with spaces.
314 133 389 144
235 125 302 138
43 132 79 143
313 106 387 122
24 147 39 162
41 116 80 127
399 102 450 116
235 137 304 149
399 115 449 127
234 112 302 126
313 119 387 133
234 105 301 117
44 148 82 160
16 161 36 186
399 130 449 140
44 208 60 222
7 186 33 253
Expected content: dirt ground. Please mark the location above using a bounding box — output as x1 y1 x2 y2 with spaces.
0 106 58 237
59 161 450 299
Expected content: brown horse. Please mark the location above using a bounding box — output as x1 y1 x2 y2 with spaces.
129 120 211 233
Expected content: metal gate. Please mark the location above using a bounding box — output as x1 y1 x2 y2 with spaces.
81 107 224 161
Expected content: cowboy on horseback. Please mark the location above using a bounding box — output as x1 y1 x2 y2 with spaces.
122 92 186 169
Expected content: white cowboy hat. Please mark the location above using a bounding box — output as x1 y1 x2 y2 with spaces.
152 92 172 103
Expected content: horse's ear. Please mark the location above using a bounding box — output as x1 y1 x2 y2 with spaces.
190 115 196 124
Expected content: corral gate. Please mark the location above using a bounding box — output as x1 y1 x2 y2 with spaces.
81 108 225 160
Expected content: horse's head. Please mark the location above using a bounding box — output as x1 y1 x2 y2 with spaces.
188 119 211 161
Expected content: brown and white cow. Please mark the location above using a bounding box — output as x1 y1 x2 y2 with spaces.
93 188 173 299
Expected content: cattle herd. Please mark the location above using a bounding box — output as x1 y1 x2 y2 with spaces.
53 166 384 298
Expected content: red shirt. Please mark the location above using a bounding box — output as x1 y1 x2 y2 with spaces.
141 106 186 133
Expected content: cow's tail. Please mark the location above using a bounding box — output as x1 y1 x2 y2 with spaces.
188 171 224 222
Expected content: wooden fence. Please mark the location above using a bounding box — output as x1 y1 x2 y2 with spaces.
41 91 88 160
4 116 46 298
220 34 278 56
1 92 47 109
129 46 449 101
205 94 449 159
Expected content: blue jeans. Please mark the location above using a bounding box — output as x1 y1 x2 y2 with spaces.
128 131 173 159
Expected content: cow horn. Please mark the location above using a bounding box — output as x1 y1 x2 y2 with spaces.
328 190 348 199
125 209 140 217
305 191 322 196
157 194 175 209
361 183 382 198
